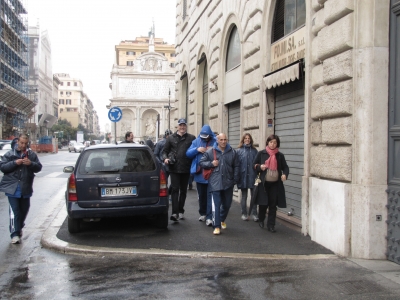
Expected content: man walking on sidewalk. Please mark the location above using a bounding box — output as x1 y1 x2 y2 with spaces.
0 134 42 244
200 133 239 235
162 118 195 222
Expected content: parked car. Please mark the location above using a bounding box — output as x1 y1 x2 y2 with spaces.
0 143 12 159
63 143 169 233
68 142 85 153
0 141 11 150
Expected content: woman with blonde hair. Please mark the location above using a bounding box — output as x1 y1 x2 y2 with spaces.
236 133 258 221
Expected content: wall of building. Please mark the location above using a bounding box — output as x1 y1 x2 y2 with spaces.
174 0 390 259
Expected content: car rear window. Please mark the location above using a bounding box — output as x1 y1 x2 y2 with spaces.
78 148 156 174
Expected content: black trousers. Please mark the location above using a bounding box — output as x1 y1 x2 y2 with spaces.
258 181 279 227
170 172 190 215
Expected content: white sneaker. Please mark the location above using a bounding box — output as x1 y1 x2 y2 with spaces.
252 215 259 222
206 219 213 226
11 236 20 244
198 215 206 222
241 214 248 221
178 213 185 220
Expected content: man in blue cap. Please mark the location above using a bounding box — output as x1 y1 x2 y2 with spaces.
162 118 195 222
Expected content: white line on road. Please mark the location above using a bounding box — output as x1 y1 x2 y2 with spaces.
43 172 65 178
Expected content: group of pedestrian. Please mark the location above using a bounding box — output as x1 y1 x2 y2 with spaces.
161 118 289 235
0 121 289 244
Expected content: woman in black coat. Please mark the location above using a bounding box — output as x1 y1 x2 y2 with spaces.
253 134 289 232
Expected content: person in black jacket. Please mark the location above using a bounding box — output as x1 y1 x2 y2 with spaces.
120 131 134 143
253 134 289 233
0 134 42 244
162 119 195 222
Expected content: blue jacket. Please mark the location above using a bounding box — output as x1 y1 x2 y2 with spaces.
236 144 258 189
186 125 216 184
0 146 42 196
199 142 239 192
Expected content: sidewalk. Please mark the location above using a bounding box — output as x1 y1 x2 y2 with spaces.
41 185 400 286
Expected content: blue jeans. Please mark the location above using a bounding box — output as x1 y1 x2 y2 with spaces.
8 196 30 238
196 182 212 220
211 186 234 229
241 188 257 216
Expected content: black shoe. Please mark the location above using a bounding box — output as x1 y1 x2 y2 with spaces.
267 226 276 233
259 221 264 228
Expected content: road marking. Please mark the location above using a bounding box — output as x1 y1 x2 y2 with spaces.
43 172 65 178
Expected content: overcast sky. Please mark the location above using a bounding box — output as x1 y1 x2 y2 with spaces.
27 0 176 133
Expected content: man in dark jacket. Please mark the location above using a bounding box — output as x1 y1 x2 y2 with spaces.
154 129 172 164
199 133 239 235
162 118 195 222
120 131 134 143
0 134 42 244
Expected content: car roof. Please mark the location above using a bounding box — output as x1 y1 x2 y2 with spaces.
83 143 150 151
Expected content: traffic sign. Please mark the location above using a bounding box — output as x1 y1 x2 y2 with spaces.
108 107 122 122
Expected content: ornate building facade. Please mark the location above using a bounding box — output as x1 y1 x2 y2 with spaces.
28 25 58 138
175 0 394 261
108 31 175 143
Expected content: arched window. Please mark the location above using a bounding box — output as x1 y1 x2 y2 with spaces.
272 0 306 43
226 26 241 71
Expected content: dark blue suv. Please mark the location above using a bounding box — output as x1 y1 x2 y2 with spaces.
63 143 168 233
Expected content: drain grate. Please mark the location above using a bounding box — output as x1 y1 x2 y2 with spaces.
332 280 383 295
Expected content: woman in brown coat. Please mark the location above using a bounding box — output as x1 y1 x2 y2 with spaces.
253 134 289 232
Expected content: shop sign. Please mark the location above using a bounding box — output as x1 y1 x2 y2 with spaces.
270 26 306 72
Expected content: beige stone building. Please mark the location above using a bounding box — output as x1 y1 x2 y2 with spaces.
175 0 396 261
109 31 176 142
55 73 90 128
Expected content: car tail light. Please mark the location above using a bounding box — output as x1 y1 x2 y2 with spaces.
68 173 78 201
159 169 168 197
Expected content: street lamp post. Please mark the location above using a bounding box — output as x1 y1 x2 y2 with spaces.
164 88 172 130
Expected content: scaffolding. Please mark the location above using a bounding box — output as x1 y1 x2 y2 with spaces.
0 0 29 99
0 0 32 138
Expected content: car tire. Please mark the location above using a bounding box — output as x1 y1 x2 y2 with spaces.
68 216 81 233
69 148 71 152
155 212 168 229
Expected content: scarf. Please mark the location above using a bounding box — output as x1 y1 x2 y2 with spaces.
265 147 279 177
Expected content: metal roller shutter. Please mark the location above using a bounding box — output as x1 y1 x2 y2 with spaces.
228 101 240 148
275 80 304 220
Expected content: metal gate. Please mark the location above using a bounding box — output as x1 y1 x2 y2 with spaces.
274 80 304 220
387 0 400 264
228 100 240 148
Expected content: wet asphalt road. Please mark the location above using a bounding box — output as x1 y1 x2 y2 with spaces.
1 151 400 299
2 251 400 299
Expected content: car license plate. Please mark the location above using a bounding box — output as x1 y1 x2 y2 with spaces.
101 186 137 197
